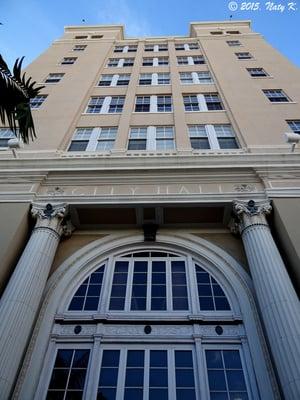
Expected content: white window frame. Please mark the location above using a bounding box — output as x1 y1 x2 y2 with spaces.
139 73 170 86
188 124 238 150
128 126 175 151
44 73 64 83
85 96 125 114
175 43 199 51
135 95 172 113
180 72 213 85
287 120 300 134
263 89 290 103
226 40 242 47
68 127 118 152
177 56 205 66
106 58 134 68
98 74 130 87
60 57 77 65
247 68 268 77
30 95 47 109
235 52 253 60
142 56 169 66
73 44 86 51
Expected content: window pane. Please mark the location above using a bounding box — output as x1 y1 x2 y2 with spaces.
109 262 129 310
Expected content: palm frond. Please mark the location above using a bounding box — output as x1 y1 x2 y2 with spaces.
0 54 44 143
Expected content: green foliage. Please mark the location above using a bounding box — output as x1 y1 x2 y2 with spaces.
0 54 44 143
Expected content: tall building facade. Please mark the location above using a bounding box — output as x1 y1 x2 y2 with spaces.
0 20 300 400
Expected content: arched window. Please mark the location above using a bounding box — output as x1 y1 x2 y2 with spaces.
67 252 231 314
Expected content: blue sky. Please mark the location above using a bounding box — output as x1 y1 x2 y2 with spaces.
1 0 300 69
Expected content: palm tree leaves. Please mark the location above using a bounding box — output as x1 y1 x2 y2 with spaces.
0 54 44 143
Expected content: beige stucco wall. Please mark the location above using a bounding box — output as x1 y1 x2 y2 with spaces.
272 198 300 292
0 203 30 293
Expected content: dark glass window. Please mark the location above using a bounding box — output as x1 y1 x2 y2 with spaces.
175 351 196 400
206 350 249 399
98 350 120 400
46 349 90 399
263 89 290 102
68 265 105 311
204 93 223 110
196 264 230 310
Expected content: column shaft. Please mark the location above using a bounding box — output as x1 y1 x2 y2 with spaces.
0 203 68 399
235 200 300 400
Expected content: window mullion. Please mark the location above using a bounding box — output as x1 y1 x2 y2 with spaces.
118 59 124 67
143 349 150 400
166 258 172 311
168 349 176 399
111 74 119 86
126 259 134 311
147 260 152 310
152 73 158 85
101 96 111 114
192 72 200 85
86 127 100 151
84 339 101 399
187 255 198 314
188 56 194 65
116 349 126 399
147 126 156 151
100 257 114 312
207 125 220 149
153 57 159 67
150 95 157 113
195 340 208 400
197 94 207 111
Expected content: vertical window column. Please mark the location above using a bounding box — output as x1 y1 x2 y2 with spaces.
150 95 157 112
187 56 194 65
153 57 159 67
196 94 208 111
168 41 192 152
112 41 144 153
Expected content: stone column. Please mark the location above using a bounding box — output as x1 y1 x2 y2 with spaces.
0 203 71 400
233 199 300 400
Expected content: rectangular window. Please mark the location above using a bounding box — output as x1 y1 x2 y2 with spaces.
227 40 241 46
175 44 185 51
205 349 249 399
188 125 210 149
157 96 172 112
227 30 240 34
156 126 175 150
30 94 47 109
204 93 223 110
46 349 90 399
98 74 113 86
188 124 238 150
247 68 268 77
157 73 170 85
263 89 290 102
235 52 253 59
158 43 168 51
183 95 200 111
287 120 300 134
128 127 148 150
114 45 124 52
91 35 103 39
158 57 169 65
128 45 138 52
177 56 189 65
143 58 153 66
139 74 152 85
97 127 117 150
86 97 104 113
214 124 238 149
193 55 205 64
197 71 213 84
145 44 154 52
180 72 193 84
107 58 119 67
123 58 134 67
188 43 199 50
97 347 197 400
116 74 130 86
135 96 150 112
0 128 15 147
45 73 64 83
210 31 223 35
61 57 77 65
128 126 175 151
75 35 87 39
68 127 93 151
73 44 86 51
108 96 125 113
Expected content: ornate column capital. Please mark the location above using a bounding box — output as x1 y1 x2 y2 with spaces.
31 203 72 237
232 199 272 233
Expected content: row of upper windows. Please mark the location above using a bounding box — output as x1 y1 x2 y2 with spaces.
1 120 299 151
113 43 200 53
67 124 239 152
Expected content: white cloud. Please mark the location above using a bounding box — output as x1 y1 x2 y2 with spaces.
97 0 153 37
